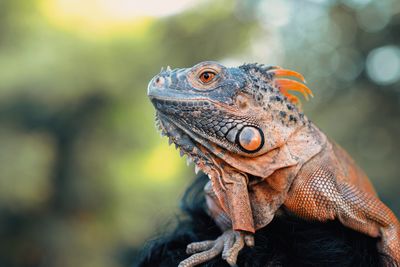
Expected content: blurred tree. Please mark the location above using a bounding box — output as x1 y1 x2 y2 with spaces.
0 1 258 267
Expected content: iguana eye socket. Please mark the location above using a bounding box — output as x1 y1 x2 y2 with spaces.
199 71 216 84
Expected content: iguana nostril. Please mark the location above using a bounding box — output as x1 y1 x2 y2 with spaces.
154 76 165 87
237 126 264 153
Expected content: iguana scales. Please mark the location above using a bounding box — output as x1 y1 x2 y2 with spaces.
147 61 400 266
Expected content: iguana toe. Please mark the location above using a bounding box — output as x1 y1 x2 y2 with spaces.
179 230 248 267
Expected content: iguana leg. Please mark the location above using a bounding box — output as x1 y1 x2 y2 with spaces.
179 178 254 267
337 183 400 263
285 167 400 264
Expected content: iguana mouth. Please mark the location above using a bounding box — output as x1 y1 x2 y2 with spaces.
150 94 264 156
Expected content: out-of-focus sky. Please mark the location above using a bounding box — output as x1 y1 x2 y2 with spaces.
39 0 199 35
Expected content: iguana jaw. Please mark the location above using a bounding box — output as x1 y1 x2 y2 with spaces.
155 112 301 180
155 112 221 178
149 91 266 157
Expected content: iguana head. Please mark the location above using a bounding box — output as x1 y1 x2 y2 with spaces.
147 61 313 178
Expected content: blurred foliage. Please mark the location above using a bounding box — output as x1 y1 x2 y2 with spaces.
0 0 398 267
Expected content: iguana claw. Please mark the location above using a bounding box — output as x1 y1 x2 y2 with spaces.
178 230 253 267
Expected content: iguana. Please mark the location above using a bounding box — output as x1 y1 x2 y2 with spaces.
147 61 400 266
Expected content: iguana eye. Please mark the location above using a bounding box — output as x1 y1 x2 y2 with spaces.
199 71 216 84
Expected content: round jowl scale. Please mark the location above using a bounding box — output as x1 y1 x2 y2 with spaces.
237 126 264 153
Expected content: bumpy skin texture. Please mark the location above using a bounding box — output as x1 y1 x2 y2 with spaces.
147 62 400 266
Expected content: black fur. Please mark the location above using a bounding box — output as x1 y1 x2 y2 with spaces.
135 174 396 267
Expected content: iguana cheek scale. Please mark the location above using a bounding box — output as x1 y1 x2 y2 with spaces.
147 61 400 267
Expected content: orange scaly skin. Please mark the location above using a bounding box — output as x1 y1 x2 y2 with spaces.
147 62 400 266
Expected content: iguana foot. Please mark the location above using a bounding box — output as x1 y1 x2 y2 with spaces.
178 230 254 267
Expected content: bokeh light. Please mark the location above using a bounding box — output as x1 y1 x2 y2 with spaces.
366 45 400 85
257 0 291 28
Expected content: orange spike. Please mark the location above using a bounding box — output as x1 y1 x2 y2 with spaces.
274 78 314 101
279 87 300 105
286 94 300 105
268 69 306 83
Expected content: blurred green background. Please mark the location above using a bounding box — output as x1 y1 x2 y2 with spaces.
0 0 399 266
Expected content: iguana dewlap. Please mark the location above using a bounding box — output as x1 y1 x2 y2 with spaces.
147 61 400 266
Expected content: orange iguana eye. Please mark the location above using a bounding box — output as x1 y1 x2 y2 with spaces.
199 71 216 84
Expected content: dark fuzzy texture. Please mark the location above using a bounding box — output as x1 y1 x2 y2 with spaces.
135 174 396 267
